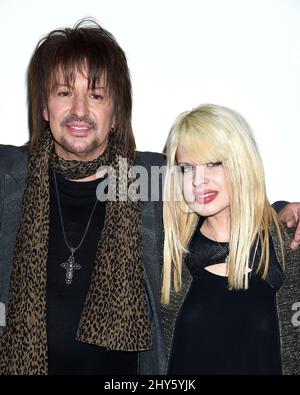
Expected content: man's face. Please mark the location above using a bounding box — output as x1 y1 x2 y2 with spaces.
43 68 115 161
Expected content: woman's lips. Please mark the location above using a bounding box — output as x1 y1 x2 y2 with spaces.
194 190 218 204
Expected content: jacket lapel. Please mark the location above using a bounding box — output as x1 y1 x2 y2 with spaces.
273 227 300 375
0 173 26 305
160 262 192 372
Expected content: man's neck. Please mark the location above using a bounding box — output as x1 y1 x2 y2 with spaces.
54 139 107 161
54 145 105 182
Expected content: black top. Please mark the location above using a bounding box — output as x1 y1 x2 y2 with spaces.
168 221 282 375
46 171 137 375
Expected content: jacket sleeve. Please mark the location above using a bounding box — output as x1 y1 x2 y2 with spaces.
272 201 289 213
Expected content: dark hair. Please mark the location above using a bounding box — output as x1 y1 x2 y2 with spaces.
27 18 135 160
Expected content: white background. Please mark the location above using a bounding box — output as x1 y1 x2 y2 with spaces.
0 0 299 202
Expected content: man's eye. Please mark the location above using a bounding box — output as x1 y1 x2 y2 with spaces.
91 93 104 100
58 91 71 97
206 162 222 168
179 164 194 174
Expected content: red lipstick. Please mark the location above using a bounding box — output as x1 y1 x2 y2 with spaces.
194 190 218 204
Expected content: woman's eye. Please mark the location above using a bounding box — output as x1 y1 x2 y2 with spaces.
206 162 222 168
179 164 194 174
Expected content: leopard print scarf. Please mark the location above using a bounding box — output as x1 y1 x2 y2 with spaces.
0 130 151 375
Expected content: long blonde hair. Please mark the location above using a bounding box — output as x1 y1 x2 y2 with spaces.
162 104 284 304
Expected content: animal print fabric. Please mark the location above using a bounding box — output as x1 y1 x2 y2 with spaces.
0 130 151 375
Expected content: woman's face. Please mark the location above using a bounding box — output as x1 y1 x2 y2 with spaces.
176 144 230 218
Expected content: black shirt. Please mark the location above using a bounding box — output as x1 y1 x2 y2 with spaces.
46 171 137 375
168 223 282 375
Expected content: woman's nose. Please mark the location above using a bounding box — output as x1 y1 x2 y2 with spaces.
192 166 208 187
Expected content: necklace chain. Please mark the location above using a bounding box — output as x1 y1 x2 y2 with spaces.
203 219 229 264
53 170 98 284
204 219 228 246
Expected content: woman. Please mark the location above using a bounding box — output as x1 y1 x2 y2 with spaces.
161 104 300 375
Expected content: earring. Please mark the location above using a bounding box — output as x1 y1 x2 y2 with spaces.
110 127 115 133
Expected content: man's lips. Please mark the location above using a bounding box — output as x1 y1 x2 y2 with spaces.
63 122 93 136
193 190 218 204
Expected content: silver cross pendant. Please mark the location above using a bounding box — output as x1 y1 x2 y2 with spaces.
61 250 81 285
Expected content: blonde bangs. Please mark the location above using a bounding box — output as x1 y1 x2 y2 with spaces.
174 113 229 166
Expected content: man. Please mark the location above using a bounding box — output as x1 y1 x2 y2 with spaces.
0 19 299 375
0 19 165 375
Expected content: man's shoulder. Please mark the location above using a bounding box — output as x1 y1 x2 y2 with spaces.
0 144 28 176
134 151 166 167
0 144 28 162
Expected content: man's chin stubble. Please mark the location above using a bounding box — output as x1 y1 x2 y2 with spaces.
54 137 105 160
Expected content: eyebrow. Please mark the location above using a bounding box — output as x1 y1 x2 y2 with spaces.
176 161 195 166
90 86 106 91
56 83 106 89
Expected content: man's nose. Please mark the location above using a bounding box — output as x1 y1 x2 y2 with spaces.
70 94 89 118
192 166 208 187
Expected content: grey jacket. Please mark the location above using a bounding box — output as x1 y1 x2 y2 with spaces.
161 226 300 375
0 145 166 375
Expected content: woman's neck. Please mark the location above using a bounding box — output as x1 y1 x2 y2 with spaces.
201 210 230 242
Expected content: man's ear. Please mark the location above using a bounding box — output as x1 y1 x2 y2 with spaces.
43 107 49 122
111 114 116 130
